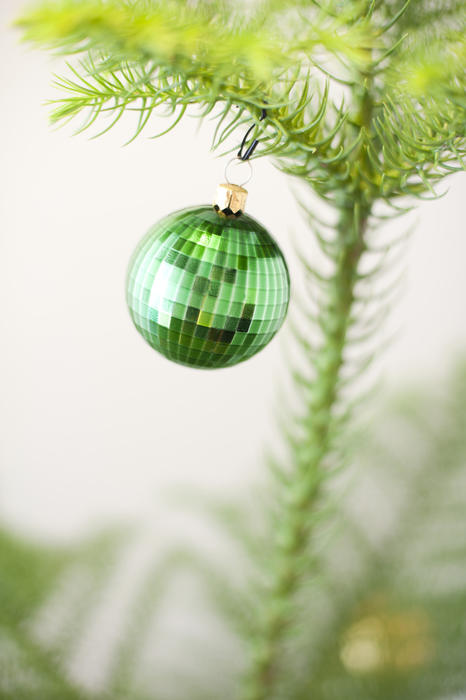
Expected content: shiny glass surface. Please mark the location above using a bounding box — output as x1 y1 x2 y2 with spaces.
126 206 290 369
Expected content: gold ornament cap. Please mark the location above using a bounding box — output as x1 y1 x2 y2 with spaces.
213 183 248 218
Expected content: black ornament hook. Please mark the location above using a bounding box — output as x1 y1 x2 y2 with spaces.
237 107 267 161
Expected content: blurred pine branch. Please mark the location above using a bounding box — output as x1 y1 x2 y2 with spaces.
2 360 466 698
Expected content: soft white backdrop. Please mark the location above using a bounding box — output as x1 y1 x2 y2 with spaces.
1 0 465 542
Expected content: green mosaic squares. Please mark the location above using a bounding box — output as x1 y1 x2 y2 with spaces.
126 205 290 369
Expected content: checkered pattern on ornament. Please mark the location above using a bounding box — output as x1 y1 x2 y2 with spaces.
126 206 290 369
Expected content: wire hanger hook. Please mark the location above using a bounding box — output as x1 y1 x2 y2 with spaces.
237 107 267 161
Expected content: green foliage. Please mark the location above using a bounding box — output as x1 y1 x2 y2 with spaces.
16 0 465 201
1 362 466 699
17 0 374 76
11 1 466 698
282 358 466 699
0 528 124 699
16 0 375 149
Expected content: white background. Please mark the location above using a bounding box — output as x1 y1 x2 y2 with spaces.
1 0 465 543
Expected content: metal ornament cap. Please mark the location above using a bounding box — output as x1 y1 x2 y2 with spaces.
126 205 290 370
214 183 248 218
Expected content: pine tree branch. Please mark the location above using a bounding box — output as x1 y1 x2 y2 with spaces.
16 0 375 82
16 0 379 158
290 362 466 699
381 0 465 38
241 202 367 700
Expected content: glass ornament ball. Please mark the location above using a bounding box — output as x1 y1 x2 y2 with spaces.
126 204 290 369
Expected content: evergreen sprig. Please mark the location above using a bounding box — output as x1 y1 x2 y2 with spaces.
2 362 466 699
13 1 466 698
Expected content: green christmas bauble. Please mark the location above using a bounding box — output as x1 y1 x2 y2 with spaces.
126 198 290 369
